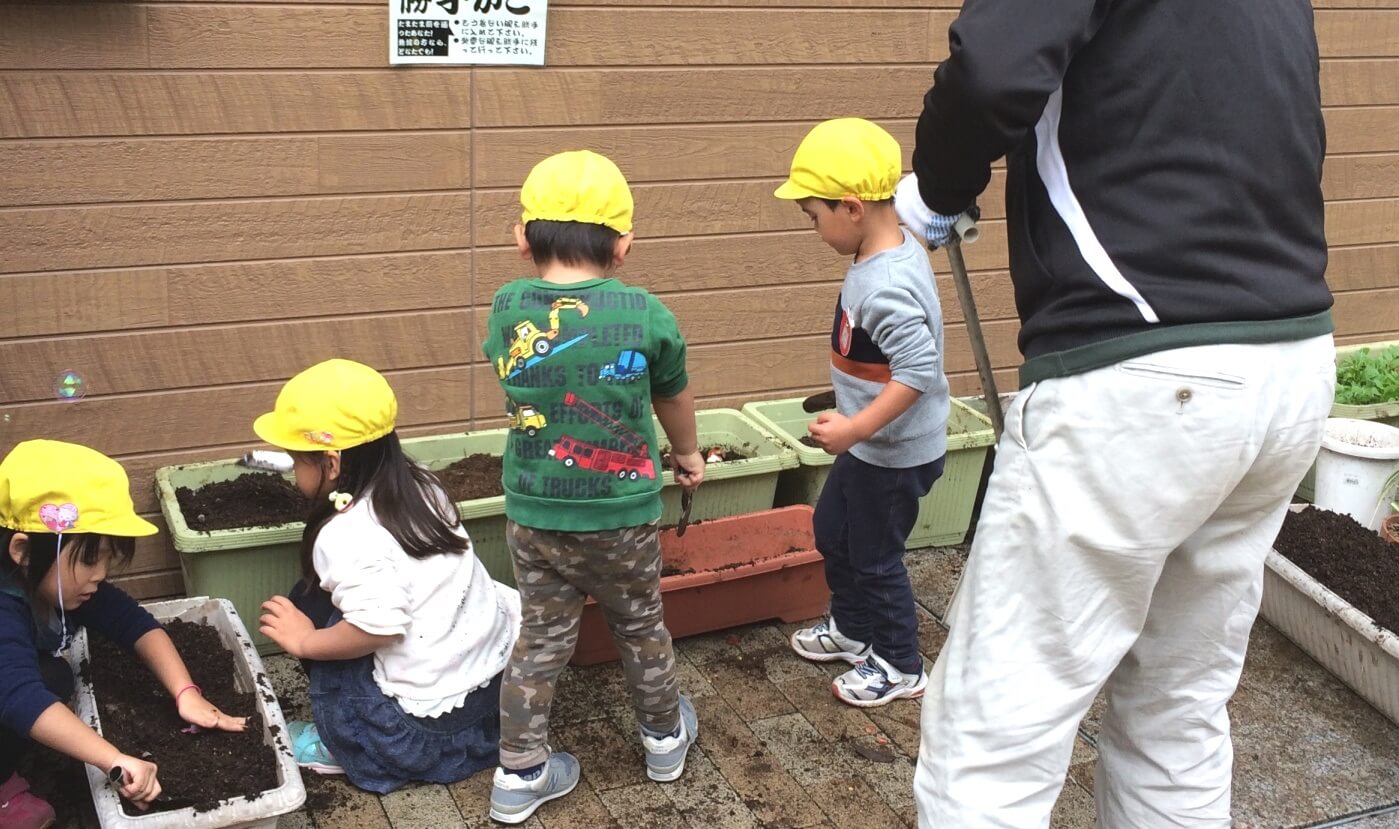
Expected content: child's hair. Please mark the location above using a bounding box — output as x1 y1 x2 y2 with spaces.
297 431 469 582
0 529 136 598
524 219 620 271
818 197 894 209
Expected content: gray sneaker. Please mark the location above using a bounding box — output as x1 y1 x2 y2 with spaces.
488 752 580 825
641 695 699 782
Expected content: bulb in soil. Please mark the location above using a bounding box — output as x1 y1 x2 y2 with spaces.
54 370 86 401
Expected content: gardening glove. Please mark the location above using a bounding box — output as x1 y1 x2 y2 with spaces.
894 173 968 250
671 450 705 492
176 687 248 733
110 755 161 806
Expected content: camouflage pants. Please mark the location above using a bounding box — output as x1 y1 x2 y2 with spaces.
499 520 681 770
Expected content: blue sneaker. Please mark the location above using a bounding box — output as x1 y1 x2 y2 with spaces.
641 695 698 782
489 752 580 825
288 720 343 775
831 653 927 708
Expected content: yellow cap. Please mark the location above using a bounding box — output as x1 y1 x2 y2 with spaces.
253 359 398 452
0 440 157 537
520 150 634 234
774 118 902 202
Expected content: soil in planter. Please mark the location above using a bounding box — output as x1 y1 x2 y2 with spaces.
661 444 756 467
1273 506 1399 634
437 454 505 501
799 435 821 448
89 619 276 815
177 472 308 532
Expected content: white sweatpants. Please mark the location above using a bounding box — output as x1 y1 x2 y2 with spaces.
914 336 1336 829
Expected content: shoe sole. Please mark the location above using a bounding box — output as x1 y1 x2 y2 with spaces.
829 681 927 709
488 776 579 825
297 761 345 775
789 630 869 665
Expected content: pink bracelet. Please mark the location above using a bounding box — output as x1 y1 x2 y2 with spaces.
175 684 202 705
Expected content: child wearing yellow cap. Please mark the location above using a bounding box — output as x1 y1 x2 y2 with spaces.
480 150 705 823
775 118 952 707
251 359 521 793
0 440 247 826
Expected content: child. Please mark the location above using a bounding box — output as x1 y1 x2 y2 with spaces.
775 118 951 707
253 358 521 794
480 150 705 824
0 440 246 826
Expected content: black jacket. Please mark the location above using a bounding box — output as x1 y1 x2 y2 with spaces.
913 0 1335 386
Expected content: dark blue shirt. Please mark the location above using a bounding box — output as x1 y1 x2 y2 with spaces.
0 579 159 737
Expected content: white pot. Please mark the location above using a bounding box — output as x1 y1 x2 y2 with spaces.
1314 418 1399 531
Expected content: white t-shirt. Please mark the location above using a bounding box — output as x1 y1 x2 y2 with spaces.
313 492 521 718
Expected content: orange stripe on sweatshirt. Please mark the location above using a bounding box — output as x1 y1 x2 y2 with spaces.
831 351 892 383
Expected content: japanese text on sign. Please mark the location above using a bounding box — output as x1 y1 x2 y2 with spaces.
391 0 547 65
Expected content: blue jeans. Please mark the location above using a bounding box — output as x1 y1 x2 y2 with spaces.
814 452 943 676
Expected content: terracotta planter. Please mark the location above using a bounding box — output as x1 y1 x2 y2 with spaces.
1383 513 1399 544
570 505 827 666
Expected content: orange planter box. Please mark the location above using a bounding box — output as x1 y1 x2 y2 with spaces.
570 505 828 666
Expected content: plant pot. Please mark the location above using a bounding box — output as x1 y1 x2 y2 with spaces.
1382 513 1399 544
1296 339 1399 502
653 408 798 525
1312 418 1399 531
570 506 827 666
741 397 995 547
67 597 305 829
157 432 517 654
1263 506 1399 726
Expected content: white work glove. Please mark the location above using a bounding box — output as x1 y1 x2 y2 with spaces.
895 173 964 250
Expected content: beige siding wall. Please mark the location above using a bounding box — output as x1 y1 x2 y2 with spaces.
1 0 1397 598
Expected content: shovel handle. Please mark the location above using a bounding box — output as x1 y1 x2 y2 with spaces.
944 227 1005 441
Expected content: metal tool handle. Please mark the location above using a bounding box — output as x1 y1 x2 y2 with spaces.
944 218 1005 441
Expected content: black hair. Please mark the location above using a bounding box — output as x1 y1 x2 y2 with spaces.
524 219 620 271
0 528 136 600
819 197 894 209
297 431 469 583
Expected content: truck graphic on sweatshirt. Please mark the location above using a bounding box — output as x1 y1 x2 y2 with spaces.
598 350 648 383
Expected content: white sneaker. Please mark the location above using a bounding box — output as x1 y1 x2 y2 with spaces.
790 618 872 665
831 653 927 708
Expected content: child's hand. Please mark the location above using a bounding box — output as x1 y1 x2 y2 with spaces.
671 450 705 492
176 688 248 733
259 596 315 658
111 754 161 806
808 412 864 456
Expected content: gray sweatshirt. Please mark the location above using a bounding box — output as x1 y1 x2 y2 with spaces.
830 228 950 468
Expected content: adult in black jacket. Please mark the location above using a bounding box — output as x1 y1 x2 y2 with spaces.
896 1 1337 826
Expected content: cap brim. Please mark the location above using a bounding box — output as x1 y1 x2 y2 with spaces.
109 513 160 537
773 180 817 201
253 411 322 453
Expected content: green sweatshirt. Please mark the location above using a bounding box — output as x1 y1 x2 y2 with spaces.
481 277 689 532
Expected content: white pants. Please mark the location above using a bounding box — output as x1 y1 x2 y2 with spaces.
914 336 1335 829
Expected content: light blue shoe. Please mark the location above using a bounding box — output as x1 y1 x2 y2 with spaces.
288 720 344 775
641 695 698 782
488 752 580 825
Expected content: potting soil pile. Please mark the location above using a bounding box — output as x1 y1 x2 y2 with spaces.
176 472 308 531
437 453 505 501
1273 506 1399 634
88 619 276 814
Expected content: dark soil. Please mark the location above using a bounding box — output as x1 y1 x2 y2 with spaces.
799 435 821 448
1273 506 1399 633
177 473 307 532
89 620 276 815
661 444 756 467
437 454 504 501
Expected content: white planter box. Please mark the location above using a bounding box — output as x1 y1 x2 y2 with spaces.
1262 510 1399 726
66 597 306 829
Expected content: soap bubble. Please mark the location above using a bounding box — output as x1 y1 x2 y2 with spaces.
54 370 86 401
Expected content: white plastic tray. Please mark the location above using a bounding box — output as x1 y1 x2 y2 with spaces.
1261 507 1399 726
66 597 306 829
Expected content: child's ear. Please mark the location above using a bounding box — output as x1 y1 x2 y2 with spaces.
841 196 865 222
8 533 28 568
613 233 634 267
325 450 342 484
513 223 531 260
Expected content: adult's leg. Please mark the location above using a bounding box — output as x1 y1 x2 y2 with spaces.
1095 336 1334 828
914 341 1309 829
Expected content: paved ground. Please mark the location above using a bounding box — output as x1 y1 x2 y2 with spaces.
45 546 1399 828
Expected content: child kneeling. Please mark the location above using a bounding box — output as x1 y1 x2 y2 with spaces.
256 359 520 794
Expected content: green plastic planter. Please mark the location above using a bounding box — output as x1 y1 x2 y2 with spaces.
1297 339 1399 501
653 408 798 525
741 396 995 548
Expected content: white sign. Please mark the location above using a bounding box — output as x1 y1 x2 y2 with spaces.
390 0 547 66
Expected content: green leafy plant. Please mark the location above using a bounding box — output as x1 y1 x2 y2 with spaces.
1335 345 1399 406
